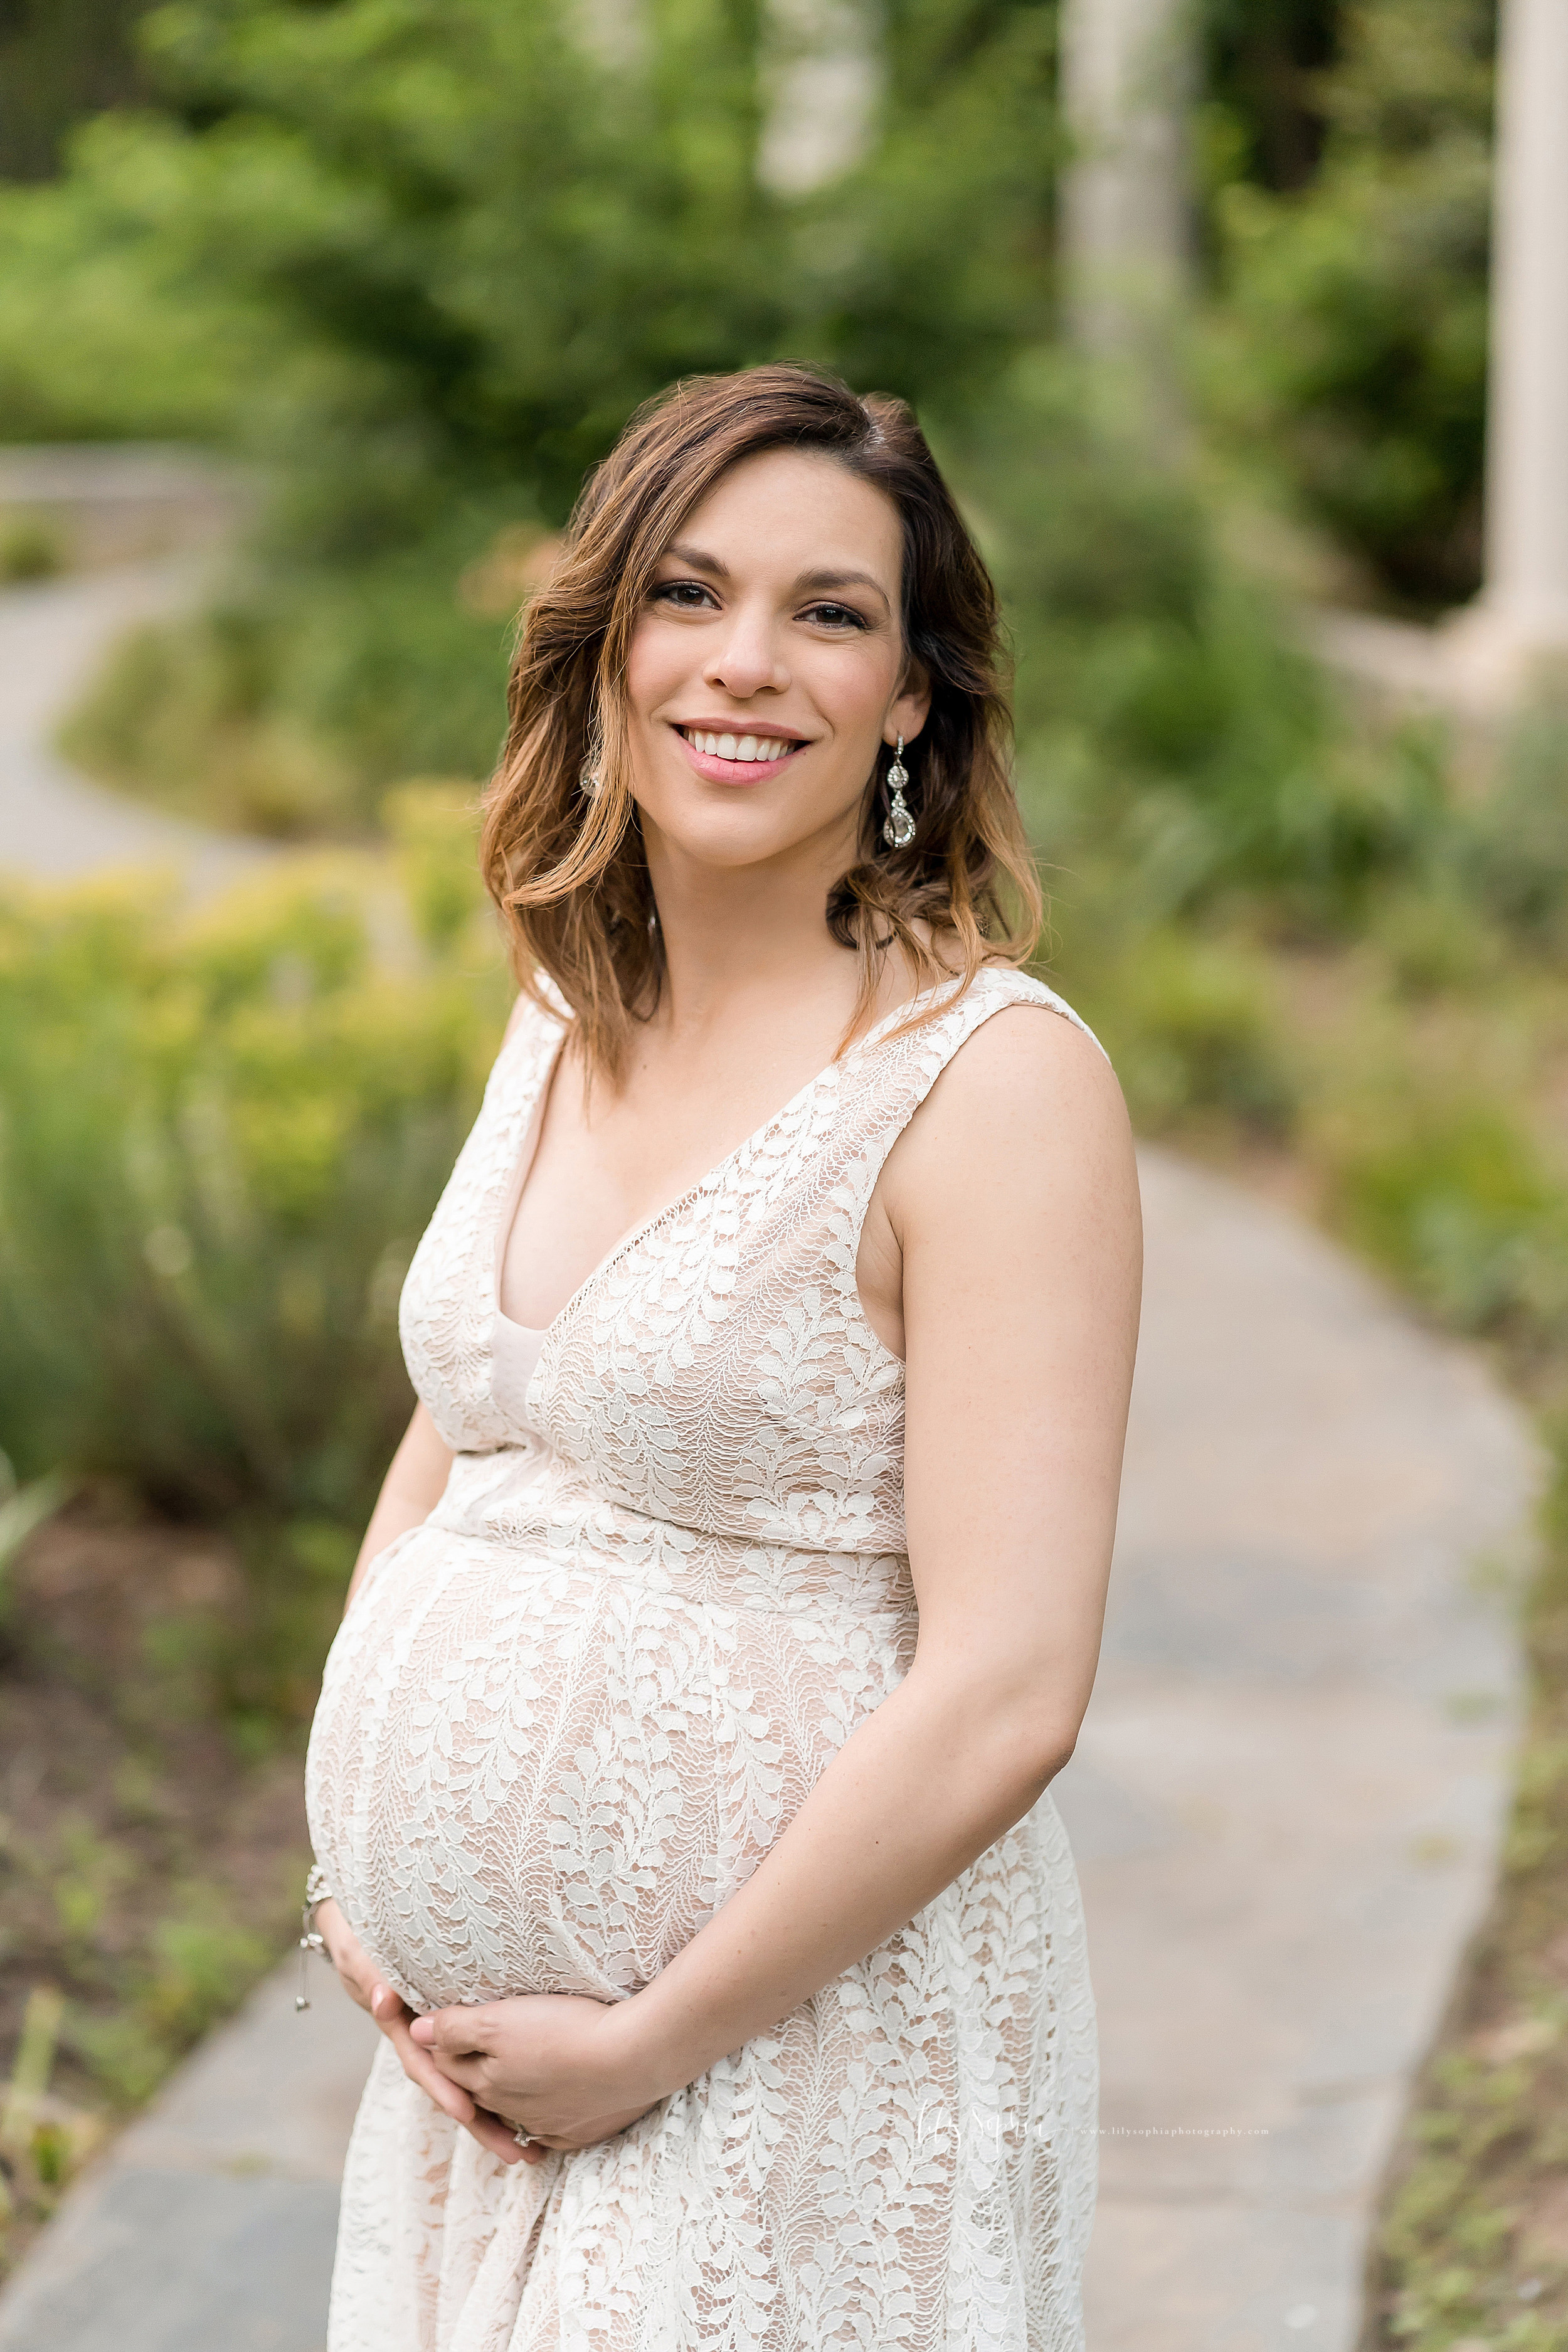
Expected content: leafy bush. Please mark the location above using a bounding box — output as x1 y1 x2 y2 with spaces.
1325 1094 1568 1341
0 792 509 1522
27 0 1057 830
0 516 66 583
0 113 273 443
1204 0 1495 607
58 544 518 836
952 354 1449 931
1466 688 1568 958
2 0 1053 501
1067 926 1299 1137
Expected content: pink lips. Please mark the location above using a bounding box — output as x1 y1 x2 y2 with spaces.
674 727 806 787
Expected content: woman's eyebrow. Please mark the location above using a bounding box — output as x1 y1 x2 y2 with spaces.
659 544 893 615
662 541 729 576
794 568 892 613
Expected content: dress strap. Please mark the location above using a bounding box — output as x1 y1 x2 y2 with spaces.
834 963 1111 1258
883 962 1110 1097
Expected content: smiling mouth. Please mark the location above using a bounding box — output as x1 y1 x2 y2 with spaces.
676 726 804 764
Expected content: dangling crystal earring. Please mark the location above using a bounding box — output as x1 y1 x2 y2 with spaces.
578 710 604 801
882 734 915 849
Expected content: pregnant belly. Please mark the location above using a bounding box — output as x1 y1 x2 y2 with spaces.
304 1520 915 2012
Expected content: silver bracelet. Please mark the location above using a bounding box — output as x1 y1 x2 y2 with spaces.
296 1863 334 2013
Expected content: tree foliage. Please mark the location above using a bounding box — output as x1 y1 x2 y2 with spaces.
0 0 154 181
1 0 1062 810
0 0 1060 523
1205 0 1496 607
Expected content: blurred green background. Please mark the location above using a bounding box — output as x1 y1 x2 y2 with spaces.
4 3 1568 2339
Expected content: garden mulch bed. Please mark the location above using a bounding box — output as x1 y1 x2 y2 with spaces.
0 1486 311 2279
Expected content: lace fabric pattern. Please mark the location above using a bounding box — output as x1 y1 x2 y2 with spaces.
305 965 1104 2350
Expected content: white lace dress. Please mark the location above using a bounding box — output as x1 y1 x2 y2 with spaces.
305 963 1103 2351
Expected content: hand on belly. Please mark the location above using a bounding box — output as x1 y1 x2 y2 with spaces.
411 1989 664 2163
314 1897 524 2167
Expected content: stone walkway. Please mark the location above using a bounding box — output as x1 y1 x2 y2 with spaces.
0 564 1544 2351
0 561 267 898
1072 1154 1534 2349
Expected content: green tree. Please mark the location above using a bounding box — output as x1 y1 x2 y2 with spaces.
5 0 1063 813
0 0 154 181
1200 0 1338 196
1205 0 1495 608
12 0 1049 534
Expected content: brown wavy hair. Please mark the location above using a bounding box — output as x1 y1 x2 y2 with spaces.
480 363 1042 1077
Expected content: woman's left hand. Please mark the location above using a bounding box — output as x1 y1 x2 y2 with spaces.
410 1993 662 2166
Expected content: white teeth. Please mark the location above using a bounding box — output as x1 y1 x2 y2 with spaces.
685 729 797 761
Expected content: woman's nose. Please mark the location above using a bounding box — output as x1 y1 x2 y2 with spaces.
704 605 788 700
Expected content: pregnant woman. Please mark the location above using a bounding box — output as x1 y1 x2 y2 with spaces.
304 363 1142 2350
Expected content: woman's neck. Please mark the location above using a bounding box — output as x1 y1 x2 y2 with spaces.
640 819 876 1056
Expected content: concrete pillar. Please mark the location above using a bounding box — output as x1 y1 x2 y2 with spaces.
1478 0 1568 656
1058 0 1194 366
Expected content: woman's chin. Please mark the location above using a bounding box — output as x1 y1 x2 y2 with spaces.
642 798 858 877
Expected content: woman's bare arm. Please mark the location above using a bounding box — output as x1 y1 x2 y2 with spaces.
342 1400 454 1613
414 1007 1142 2144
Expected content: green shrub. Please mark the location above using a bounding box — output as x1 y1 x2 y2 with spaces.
1204 0 1495 607
1467 687 1568 958
0 113 272 443
139 1889 273 2043
57 606 359 839
58 539 521 837
36 0 1058 832
955 354 1447 931
1066 926 1299 1137
0 798 508 1523
63 1886 282 2101
1327 1098 1568 1340
0 515 65 583
1370 878 1505 997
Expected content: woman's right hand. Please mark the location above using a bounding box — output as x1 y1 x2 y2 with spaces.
314 1898 524 2168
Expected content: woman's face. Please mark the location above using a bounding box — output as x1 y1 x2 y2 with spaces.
622 448 930 877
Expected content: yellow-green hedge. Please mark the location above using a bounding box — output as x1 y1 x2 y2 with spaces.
0 789 509 1523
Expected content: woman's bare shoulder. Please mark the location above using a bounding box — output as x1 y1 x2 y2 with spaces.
882 993 1136 1236
944 990 1124 1127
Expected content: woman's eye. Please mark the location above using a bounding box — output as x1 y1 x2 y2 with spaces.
802 601 867 630
652 580 714 609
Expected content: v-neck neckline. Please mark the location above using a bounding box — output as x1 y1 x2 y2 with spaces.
493 972 975 1350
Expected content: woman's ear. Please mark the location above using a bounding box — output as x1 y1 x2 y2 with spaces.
889 659 933 747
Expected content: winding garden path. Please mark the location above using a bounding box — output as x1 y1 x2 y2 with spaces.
0 559 1544 2352
0 558 267 898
